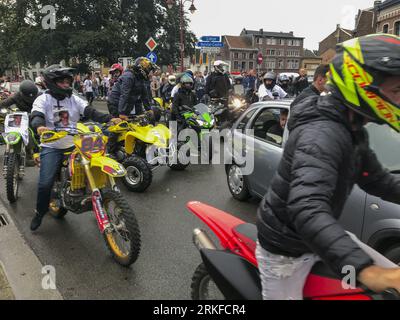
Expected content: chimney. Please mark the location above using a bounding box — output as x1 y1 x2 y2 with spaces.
260 28 264 35
336 24 341 30
374 0 382 8
289 31 294 36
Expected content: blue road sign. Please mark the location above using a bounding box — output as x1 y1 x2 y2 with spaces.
146 51 158 64
196 41 224 48
200 36 221 42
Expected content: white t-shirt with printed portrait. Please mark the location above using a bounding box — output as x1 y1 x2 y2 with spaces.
32 93 88 149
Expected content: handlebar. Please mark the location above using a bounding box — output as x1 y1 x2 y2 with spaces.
382 288 400 300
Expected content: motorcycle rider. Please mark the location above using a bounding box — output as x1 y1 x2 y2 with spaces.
171 70 194 99
161 75 176 104
106 63 124 116
0 80 39 113
256 34 400 300
205 61 231 103
258 72 288 101
0 80 41 164
29 65 121 231
108 57 157 120
172 74 198 132
278 75 292 97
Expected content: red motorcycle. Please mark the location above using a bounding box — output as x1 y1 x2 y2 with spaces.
188 201 400 300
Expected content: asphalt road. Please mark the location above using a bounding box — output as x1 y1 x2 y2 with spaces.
0 99 260 300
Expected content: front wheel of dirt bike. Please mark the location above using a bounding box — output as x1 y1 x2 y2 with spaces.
122 156 153 193
6 153 20 203
169 142 190 171
191 263 225 300
102 190 141 267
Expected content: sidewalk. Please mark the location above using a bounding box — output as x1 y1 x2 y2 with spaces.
0 199 63 300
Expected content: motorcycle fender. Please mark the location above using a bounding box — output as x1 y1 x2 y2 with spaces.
125 131 155 154
3 132 21 146
90 156 126 177
200 249 262 300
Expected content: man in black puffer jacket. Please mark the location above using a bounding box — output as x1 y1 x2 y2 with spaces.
256 34 400 300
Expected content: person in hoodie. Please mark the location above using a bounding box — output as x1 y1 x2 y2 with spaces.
256 34 400 300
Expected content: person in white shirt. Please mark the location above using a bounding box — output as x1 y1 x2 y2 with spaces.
29 65 121 231
83 75 94 105
258 72 288 101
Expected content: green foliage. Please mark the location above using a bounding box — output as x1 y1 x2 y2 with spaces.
0 0 197 73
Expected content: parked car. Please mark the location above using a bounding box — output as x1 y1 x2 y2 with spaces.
226 100 400 263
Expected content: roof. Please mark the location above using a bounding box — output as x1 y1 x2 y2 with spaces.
376 0 400 10
241 29 304 39
304 49 320 58
224 36 258 50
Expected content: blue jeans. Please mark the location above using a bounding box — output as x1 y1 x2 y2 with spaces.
36 147 67 215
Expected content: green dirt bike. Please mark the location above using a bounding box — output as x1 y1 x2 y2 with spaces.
180 103 216 162
2 111 38 203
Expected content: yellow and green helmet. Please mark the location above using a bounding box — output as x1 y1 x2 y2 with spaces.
329 34 400 132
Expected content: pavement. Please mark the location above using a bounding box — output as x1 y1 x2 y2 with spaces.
0 98 260 300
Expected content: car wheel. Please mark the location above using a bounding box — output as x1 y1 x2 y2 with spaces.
384 245 400 265
227 164 250 201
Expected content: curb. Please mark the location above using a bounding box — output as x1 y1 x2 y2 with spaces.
0 199 63 300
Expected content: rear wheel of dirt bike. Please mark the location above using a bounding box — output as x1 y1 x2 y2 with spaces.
6 153 20 203
191 263 225 300
169 142 190 171
102 190 141 267
122 156 153 193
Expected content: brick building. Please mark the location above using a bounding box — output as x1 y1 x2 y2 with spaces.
375 0 400 34
219 29 305 74
318 25 354 64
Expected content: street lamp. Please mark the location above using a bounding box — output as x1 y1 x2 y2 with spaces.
166 0 197 72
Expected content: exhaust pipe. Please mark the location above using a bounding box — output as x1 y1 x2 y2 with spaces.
193 228 217 251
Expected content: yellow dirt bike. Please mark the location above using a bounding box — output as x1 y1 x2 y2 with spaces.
108 115 189 193
41 122 141 267
153 97 172 125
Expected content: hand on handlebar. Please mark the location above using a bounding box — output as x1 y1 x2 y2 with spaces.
37 126 51 135
119 115 129 121
359 265 400 294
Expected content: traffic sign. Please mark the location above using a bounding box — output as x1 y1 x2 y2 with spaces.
146 51 158 64
257 53 263 65
145 37 158 51
196 41 224 48
201 47 221 54
200 36 221 42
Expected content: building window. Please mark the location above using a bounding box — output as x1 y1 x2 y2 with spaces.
265 60 276 69
266 38 277 45
257 37 263 45
234 61 239 70
287 59 300 69
241 61 246 70
287 50 300 57
395 21 400 36
383 24 389 33
242 53 247 59
266 49 276 56
249 53 255 60
276 49 284 56
287 39 301 46
278 60 284 69
249 61 254 70
278 39 285 46
234 52 239 59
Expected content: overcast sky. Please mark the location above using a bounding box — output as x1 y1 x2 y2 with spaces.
189 0 372 50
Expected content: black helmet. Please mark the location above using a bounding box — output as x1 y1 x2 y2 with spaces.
19 80 38 104
132 57 158 81
43 65 75 99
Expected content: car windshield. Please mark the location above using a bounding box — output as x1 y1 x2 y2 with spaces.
366 123 400 172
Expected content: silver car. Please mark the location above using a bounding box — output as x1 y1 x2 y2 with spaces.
226 100 400 263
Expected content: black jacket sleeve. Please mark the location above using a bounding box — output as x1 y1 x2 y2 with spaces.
83 106 112 124
287 127 373 275
141 82 151 111
118 75 134 116
30 111 46 134
0 94 17 108
205 74 213 95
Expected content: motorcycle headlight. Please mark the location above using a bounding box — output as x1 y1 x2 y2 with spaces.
0 108 8 114
197 120 205 126
233 99 243 109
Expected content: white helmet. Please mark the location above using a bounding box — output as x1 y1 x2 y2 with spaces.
168 75 176 86
213 60 229 74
